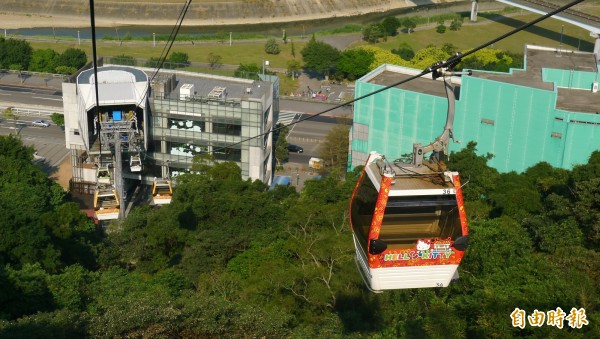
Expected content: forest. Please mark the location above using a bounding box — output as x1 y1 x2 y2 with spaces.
0 134 599 338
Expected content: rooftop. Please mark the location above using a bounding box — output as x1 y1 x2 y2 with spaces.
364 47 600 114
158 71 271 101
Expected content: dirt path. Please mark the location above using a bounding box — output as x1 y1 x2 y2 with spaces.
49 155 72 191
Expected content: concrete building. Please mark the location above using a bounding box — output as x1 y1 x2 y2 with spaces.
62 65 277 216
350 45 600 173
148 70 277 182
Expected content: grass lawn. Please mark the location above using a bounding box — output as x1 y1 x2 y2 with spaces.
367 13 596 54
23 9 597 96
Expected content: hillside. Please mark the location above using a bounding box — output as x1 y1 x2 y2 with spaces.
1 0 463 27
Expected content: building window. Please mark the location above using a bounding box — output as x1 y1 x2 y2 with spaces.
168 142 208 157
213 147 241 162
168 118 204 132
551 132 562 139
481 118 495 125
213 122 241 136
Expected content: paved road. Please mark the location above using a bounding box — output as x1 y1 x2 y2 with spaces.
0 116 69 175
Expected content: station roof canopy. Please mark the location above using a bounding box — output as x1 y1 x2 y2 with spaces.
77 66 149 111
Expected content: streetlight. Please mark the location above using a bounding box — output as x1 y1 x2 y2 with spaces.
77 30 80 45
262 60 269 75
153 33 156 47
559 25 564 53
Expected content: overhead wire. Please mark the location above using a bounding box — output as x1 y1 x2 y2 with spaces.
205 0 585 156
149 0 192 82
134 0 192 111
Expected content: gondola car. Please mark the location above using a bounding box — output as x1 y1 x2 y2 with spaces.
349 152 469 291
151 177 173 205
130 154 142 172
349 67 470 291
94 186 120 220
96 166 112 184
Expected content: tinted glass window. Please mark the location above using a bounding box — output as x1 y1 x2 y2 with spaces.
350 175 378 250
380 196 461 249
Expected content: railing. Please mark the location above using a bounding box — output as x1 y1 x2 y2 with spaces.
1 106 57 117
0 69 69 81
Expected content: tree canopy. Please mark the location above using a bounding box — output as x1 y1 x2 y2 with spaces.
300 35 340 77
0 90 599 338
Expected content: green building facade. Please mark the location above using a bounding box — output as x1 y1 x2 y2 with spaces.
350 47 600 173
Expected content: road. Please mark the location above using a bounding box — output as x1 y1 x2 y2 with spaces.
0 84 63 108
0 116 70 176
0 75 346 183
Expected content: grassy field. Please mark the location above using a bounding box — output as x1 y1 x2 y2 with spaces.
362 13 596 54
23 10 598 95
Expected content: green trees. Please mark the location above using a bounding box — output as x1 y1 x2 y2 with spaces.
168 51 190 67
56 48 87 70
402 17 417 34
459 48 520 72
274 123 290 166
362 23 386 43
1 132 599 336
318 121 350 174
0 38 33 70
450 17 463 31
234 62 261 79
336 49 374 80
286 59 301 79
20 46 87 74
300 35 340 77
50 113 64 126
382 16 401 36
392 42 415 61
28 49 59 73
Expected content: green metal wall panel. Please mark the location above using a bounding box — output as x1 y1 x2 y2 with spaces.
562 114 600 167
352 65 600 173
542 67 599 90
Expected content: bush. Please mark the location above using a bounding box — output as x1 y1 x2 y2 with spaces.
50 113 64 126
112 55 136 66
436 25 447 34
265 38 281 55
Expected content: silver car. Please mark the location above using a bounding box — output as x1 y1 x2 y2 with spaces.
32 120 50 127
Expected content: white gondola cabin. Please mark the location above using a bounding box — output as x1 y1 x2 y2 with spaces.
130 154 142 172
96 166 112 184
152 177 173 205
94 186 120 220
349 152 469 291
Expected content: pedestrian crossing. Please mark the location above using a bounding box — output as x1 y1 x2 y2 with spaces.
278 110 303 126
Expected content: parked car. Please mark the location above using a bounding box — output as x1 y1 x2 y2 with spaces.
32 120 50 127
286 144 303 153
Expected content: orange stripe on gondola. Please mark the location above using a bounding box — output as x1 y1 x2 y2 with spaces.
367 174 393 261
452 174 469 236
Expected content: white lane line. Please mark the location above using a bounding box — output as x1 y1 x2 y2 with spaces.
32 96 62 101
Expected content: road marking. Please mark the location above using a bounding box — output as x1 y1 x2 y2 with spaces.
32 96 62 101
278 110 302 125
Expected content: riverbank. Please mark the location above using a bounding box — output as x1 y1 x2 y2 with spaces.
0 0 455 29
